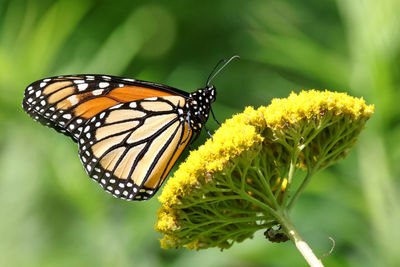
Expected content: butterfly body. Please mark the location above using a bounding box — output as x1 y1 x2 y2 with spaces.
23 74 216 200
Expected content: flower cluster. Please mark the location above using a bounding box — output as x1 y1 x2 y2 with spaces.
155 90 374 250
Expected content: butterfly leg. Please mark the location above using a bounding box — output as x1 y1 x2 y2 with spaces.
210 107 221 126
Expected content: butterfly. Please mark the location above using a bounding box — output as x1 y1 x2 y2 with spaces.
22 56 239 201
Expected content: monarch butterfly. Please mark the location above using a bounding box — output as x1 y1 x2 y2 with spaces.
22 56 239 201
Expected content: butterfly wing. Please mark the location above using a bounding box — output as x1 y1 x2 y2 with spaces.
78 96 192 200
22 74 188 141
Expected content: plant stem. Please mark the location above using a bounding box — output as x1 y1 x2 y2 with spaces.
281 155 297 207
287 169 315 210
279 211 324 267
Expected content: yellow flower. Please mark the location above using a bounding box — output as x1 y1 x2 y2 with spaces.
155 90 374 250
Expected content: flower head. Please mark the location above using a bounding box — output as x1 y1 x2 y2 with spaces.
155 90 374 250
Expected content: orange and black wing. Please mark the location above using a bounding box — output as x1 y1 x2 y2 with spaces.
22 74 189 142
23 74 194 200
78 97 192 200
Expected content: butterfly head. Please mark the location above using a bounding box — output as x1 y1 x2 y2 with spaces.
187 85 216 131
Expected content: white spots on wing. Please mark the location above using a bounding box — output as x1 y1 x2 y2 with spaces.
87 165 92 172
95 122 101 127
62 114 72 119
27 98 33 103
49 107 55 112
92 89 103 95
118 183 125 188
69 124 75 130
122 191 128 196
101 179 106 184
40 100 46 106
123 78 135 82
127 182 133 187
74 79 85 84
76 118 83 124
118 84 124 87
146 97 157 101
110 103 123 110
84 125 90 133
77 83 88 91
68 95 79 106
110 179 116 184
99 112 106 119
102 75 111 80
40 82 47 88
43 78 51 82
86 75 95 80
99 82 109 88
35 91 41 97
114 189 120 195
52 115 57 119
105 172 111 177
86 133 91 139
129 102 137 108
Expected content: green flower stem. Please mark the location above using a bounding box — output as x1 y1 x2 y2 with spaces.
287 169 315 210
252 166 280 209
242 188 324 267
281 153 298 207
279 211 324 267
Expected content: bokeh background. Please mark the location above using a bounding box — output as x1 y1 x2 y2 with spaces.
1 0 399 266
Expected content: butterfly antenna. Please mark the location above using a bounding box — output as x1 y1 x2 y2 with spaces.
206 55 240 86
206 59 226 86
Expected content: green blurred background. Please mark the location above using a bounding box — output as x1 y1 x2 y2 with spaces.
1 0 399 266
